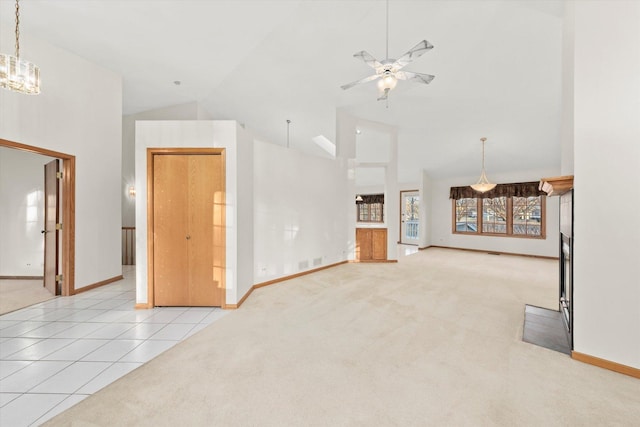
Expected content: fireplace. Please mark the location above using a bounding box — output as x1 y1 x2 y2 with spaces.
560 234 572 331
559 190 574 347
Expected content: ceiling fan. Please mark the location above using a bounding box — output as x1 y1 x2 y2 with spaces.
341 1 435 101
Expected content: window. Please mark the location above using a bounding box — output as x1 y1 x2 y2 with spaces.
482 197 507 234
512 196 543 236
450 182 545 239
454 198 477 232
357 194 384 223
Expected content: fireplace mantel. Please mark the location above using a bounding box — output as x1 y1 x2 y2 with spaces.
539 175 574 197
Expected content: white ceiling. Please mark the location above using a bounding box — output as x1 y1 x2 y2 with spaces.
0 0 565 182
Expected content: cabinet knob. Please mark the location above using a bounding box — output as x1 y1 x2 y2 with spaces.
186 235 191 240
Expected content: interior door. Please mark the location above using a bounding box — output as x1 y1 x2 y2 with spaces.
43 159 60 295
153 153 224 306
400 190 420 245
153 155 189 305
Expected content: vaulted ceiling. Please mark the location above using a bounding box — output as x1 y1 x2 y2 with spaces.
1 0 564 182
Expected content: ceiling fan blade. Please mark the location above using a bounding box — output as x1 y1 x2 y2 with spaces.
396 71 435 85
393 40 434 69
341 73 381 90
353 51 383 69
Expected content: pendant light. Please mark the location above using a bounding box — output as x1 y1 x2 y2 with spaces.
0 0 41 95
470 137 497 193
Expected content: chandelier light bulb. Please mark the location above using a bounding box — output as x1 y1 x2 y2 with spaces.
0 0 41 95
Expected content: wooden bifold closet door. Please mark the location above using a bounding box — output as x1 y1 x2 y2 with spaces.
153 153 224 306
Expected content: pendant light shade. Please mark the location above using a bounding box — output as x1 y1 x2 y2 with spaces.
0 0 41 95
470 137 496 193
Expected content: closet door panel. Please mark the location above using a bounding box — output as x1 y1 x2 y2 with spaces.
187 154 223 306
154 155 190 306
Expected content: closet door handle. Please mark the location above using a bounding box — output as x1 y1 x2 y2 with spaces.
186 235 191 240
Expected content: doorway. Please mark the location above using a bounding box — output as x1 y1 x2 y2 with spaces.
400 190 420 245
0 139 75 298
147 148 226 307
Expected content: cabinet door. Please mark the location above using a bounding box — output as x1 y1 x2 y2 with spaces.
372 229 387 260
356 228 373 260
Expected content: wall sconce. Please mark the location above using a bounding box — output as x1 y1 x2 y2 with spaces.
129 186 136 197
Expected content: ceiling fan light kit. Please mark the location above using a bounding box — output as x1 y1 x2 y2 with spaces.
341 0 434 101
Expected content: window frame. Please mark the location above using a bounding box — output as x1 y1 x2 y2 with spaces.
356 194 385 223
357 202 384 223
452 195 545 239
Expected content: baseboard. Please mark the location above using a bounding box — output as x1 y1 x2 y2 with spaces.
222 302 239 310
227 260 349 310
572 351 640 379
426 245 558 260
349 259 398 263
135 303 152 310
253 261 349 290
72 275 123 295
0 276 44 280
222 290 251 310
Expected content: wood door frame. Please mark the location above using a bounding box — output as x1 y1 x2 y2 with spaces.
0 139 76 296
147 147 226 308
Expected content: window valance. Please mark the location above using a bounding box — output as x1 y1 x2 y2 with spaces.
358 194 384 204
449 182 544 200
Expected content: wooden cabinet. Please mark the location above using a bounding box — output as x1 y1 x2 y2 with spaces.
356 228 387 261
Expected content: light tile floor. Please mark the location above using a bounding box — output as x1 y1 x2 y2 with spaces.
397 243 419 258
0 265 228 427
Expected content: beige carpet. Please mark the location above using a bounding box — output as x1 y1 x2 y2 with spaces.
0 279 55 315
47 249 640 426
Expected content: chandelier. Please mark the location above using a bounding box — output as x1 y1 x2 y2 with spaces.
0 0 41 95
470 137 497 193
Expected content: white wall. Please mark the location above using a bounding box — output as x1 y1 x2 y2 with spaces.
0 148 55 276
134 120 252 305
419 171 432 249
235 126 254 300
572 1 640 369
560 0 575 176
254 140 348 282
0 35 122 289
429 169 560 257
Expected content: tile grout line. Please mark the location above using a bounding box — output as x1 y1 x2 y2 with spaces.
0 269 227 426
